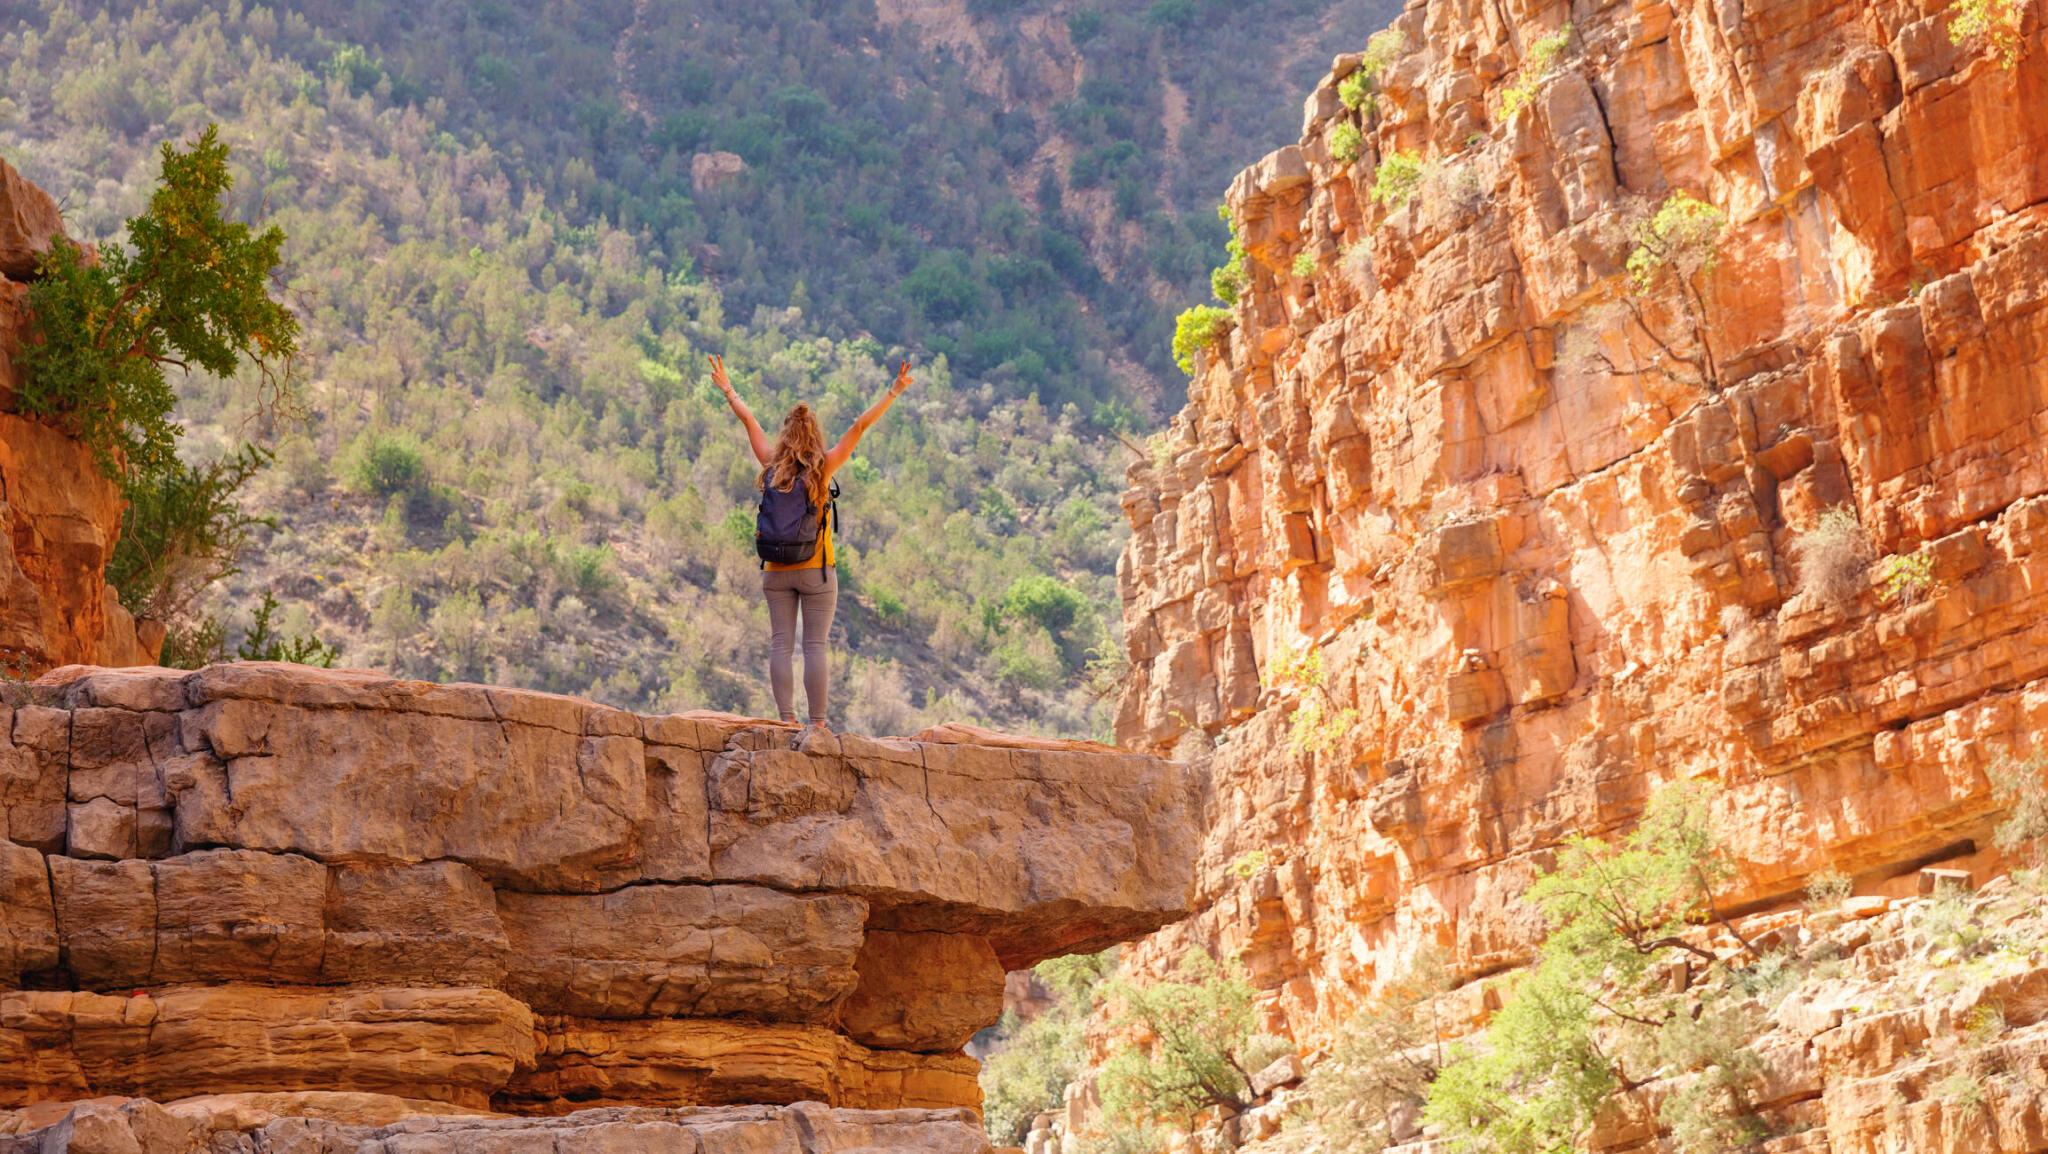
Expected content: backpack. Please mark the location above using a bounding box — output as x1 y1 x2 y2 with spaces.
755 474 840 566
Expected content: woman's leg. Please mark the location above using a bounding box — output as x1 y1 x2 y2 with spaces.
796 568 839 725
761 572 801 722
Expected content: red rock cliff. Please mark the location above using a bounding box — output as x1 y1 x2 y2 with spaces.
1115 0 2048 1050
0 157 152 675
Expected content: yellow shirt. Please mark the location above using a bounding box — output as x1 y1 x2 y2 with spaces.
762 488 835 571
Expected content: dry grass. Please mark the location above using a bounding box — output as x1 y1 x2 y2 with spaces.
1794 507 1874 604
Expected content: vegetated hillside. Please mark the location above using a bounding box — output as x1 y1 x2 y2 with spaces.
0 0 1395 735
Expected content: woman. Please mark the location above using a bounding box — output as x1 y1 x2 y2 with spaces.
711 353 914 731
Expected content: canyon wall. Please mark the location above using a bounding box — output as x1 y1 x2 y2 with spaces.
0 662 1198 1149
0 156 153 676
1116 0 2048 1058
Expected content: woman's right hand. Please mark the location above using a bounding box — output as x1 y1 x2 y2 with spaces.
710 354 733 397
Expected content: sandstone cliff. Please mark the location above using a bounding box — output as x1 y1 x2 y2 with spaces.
0 156 153 676
1114 0 2048 1082
0 662 1199 1149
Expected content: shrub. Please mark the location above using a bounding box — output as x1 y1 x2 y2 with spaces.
1626 192 1728 293
1211 205 1248 305
16 125 297 479
1359 29 1406 85
1498 25 1573 118
1172 305 1232 375
1793 507 1874 604
349 431 431 498
1291 250 1320 278
1330 121 1366 163
1948 0 2024 68
1879 550 1937 604
107 443 272 628
1371 151 1427 209
236 591 339 667
1989 749 2048 866
1337 70 1372 113
1805 867 1854 911
1269 644 1358 755
1287 950 1449 1151
1097 949 1291 1125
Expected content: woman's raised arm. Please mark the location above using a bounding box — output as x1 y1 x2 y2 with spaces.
825 360 913 475
711 354 774 466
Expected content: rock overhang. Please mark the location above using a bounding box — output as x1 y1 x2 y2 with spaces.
1 662 1199 1120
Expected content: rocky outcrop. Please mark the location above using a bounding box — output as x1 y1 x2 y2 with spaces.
0 156 153 676
0 662 1197 1131
1115 0 2048 1068
0 1099 1000 1154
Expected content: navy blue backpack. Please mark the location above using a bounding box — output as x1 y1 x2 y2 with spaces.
755 475 839 566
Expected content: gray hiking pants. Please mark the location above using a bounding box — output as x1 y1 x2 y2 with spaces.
761 567 838 723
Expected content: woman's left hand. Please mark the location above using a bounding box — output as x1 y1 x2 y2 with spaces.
710 354 734 397
890 359 913 396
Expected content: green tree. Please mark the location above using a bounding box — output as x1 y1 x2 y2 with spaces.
1096 949 1290 1125
980 949 1120 1145
1424 781 1765 1154
17 125 297 479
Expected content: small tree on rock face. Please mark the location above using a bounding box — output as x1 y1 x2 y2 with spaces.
1574 192 1728 393
18 124 298 479
1287 948 1451 1151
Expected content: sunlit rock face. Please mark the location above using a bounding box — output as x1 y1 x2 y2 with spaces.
0 158 153 678
0 662 1198 1143
1114 0 2048 1050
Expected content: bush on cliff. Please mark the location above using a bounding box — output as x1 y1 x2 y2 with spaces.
1424 781 1769 1154
17 125 298 480
1172 305 1233 375
1792 507 1874 605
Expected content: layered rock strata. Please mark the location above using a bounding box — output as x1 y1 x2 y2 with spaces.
0 662 1196 1127
0 1098 1000 1154
1115 0 2048 1057
0 156 153 675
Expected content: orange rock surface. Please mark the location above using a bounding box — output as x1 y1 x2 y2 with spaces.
0 662 1197 1130
0 158 152 677
1113 0 2048 1063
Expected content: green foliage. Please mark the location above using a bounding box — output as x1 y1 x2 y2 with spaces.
980 950 1118 1145
1497 25 1573 119
1989 749 2048 865
1626 192 1728 294
16 125 297 478
1287 949 1449 1152
1229 849 1270 879
1359 28 1406 82
1337 71 1372 114
1269 644 1358 755
1425 781 1763 1154
1291 250 1319 278
1097 949 1290 1124
347 432 430 499
1173 305 1233 375
1210 204 1248 305
1879 550 1937 604
1948 0 2025 68
1371 150 1427 208
1329 121 1365 163
236 591 340 667
107 443 272 628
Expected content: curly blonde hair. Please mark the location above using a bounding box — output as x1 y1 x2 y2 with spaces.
762 404 829 508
